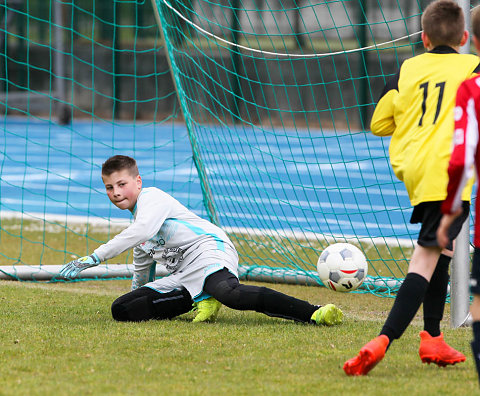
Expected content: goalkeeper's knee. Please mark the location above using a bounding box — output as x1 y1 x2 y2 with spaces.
111 286 193 321
111 286 159 322
111 294 151 322
111 301 129 321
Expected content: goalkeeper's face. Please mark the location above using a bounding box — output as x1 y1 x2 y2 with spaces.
102 169 142 211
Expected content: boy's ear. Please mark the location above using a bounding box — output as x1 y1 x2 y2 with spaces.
136 174 142 188
460 30 469 47
421 31 432 50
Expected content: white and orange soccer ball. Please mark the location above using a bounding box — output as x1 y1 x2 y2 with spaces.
317 243 368 292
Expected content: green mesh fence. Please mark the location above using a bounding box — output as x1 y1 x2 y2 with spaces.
0 0 433 294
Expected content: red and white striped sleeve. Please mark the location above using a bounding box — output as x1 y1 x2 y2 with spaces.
442 78 480 214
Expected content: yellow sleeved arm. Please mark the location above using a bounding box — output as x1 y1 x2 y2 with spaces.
370 89 397 137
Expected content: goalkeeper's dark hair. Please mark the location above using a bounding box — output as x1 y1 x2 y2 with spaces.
421 0 465 48
102 155 139 177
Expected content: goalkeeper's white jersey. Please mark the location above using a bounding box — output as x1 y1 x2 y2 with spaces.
94 187 235 275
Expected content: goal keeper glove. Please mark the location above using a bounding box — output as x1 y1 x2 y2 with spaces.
60 253 100 278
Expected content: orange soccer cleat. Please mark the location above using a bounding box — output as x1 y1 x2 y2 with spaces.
418 331 466 367
343 335 389 376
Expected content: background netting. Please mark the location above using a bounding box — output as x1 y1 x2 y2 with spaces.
0 0 443 293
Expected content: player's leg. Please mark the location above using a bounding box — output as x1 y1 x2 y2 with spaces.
418 252 466 367
111 286 193 322
203 268 343 325
382 245 439 341
470 248 480 383
419 201 468 366
422 253 450 337
344 202 441 376
422 202 468 337
343 244 437 376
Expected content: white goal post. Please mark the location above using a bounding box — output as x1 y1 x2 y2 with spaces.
449 0 473 329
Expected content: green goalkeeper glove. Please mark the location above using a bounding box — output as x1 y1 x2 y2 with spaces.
60 253 100 278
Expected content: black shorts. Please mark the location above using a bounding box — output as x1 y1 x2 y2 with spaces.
410 201 469 249
471 247 480 295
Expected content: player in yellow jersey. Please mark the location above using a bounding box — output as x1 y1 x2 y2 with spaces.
343 0 480 376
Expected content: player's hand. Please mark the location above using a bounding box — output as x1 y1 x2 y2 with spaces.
60 253 100 278
436 210 462 249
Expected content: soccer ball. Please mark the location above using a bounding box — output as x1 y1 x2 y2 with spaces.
316 243 368 292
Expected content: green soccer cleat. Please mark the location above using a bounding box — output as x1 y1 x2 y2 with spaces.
192 297 222 323
311 304 343 326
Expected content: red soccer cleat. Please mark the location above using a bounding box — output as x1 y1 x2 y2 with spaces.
343 335 389 376
419 331 466 367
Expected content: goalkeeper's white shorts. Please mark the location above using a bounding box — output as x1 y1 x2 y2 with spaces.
144 243 239 302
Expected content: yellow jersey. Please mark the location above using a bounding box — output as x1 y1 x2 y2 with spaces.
371 46 480 206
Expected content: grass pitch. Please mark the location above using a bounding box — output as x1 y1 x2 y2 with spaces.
1 279 477 395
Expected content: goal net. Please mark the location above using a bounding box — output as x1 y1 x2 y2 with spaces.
0 0 458 296
148 0 428 291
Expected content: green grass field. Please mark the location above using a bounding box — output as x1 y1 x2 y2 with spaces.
1 278 477 395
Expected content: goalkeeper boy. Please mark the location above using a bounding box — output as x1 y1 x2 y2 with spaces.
60 155 343 325
344 0 480 376
437 5 480 384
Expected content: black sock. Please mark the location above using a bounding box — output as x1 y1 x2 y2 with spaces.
423 254 450 337
380 272 429 344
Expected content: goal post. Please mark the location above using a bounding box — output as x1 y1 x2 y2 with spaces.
450 0 472 328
